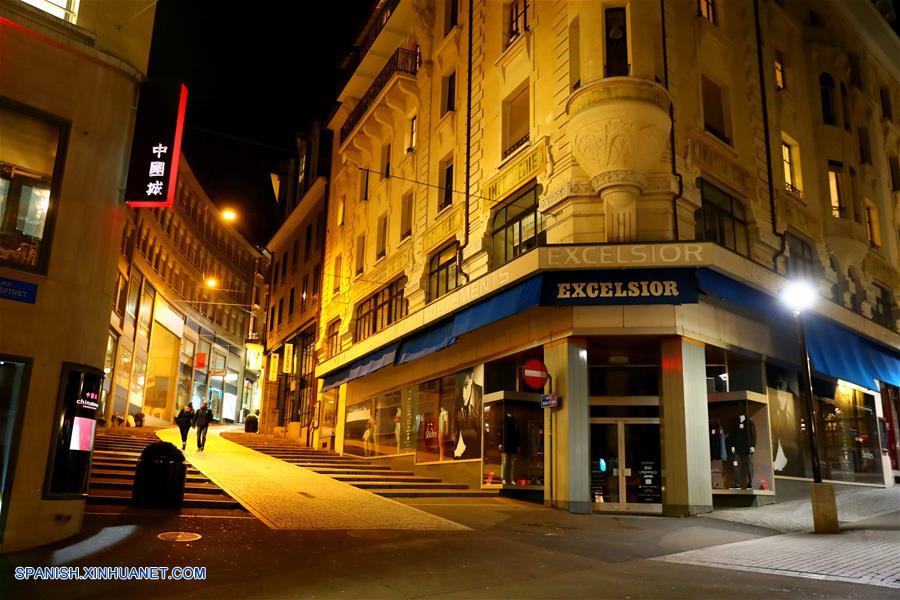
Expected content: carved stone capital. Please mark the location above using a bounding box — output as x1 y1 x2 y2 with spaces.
590 169 649 194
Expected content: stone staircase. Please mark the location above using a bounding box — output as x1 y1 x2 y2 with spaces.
88 431 243 510
224 434 496 498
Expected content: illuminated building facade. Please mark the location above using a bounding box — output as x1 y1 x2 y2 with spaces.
0 0 155 551
315 0 900 513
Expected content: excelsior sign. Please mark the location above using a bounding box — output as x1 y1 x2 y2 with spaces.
125 81 188 208
544 269 699 306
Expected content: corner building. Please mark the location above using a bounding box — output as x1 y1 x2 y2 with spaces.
316 0 900 515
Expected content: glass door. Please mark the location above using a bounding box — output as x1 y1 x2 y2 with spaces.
590 418 661 512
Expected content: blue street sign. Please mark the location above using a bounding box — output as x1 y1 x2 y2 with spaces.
0 277 37 304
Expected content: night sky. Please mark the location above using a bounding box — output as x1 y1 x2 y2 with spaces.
147 0 371 245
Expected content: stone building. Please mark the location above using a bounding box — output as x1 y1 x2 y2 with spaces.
311 0 899 513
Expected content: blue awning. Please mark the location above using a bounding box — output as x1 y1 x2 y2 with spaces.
805 315 900 389
320 342 399 392
396 319 457 365
450 276 543 338
696 268 784 319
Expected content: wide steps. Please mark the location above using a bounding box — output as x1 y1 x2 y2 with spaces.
89 478 223 495
350 481 469 490
86 490 241 509
370 488 498 498
331 474 443 483
310 467 411 475
90 469 210 483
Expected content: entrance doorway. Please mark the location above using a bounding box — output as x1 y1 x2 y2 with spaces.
590 418 661 513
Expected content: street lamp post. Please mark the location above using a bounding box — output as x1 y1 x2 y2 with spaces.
780 280 839 533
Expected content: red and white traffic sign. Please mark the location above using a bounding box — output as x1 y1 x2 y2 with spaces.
522 359 549 391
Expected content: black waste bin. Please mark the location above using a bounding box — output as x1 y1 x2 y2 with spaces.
132 442 187 508
244 414 259 433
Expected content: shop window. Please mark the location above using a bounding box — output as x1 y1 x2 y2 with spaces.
603 7 628 77
880 87 893 121
504 0 528 49
864 200 881 249
817 383 882 484
439 157 454 210
701 75 730 144
786 233 815 279
441 72 456 116
355 234 365 276
491 183 543 268
400 192 413 240
774 50 785 90
0 101 68 273
872 284 894 330
827 163 845 218
698 0 717 25
819 73 836 125
694 179 749 257
376 213 388 260
858 127 872 165
482 397 544 487
502 83 530 159
326 319 341 358
427 241 459 302
0 358 30 542
353 276 407 341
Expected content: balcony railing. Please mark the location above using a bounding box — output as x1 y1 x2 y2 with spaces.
341 47 420 143
502 133 530 159
359 0 401 60
784 181 802 196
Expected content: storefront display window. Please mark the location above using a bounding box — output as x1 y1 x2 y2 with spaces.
136 285 155 347
0 357 30 543
482 397 543 487
0 101 67 273
818 382 881 484
344 365 483 463
128 355 147 415
100 333 117 420
708 397 773 491
176 338 194 410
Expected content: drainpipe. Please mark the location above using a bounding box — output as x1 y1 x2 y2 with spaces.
660 0 682 242
753 0 786 271
457 0 474 284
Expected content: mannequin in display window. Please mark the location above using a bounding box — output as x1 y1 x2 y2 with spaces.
500 412 520 484
729 414 757 489
394 407 402 451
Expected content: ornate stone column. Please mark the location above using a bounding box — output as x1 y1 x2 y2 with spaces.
566 79 671 242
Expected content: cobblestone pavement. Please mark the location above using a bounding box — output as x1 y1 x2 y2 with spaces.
156 426 467 531
656 527 900 589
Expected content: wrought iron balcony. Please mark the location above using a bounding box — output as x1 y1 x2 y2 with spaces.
784 181 802 196
502 133 530 159
341 47 420 144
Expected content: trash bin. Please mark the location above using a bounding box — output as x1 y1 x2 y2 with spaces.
132 442 187 508
244 414 259 433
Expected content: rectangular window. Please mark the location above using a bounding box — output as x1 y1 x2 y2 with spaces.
503 83 530 159
774 50 785 90
604 7 628 77
400 192 413 240
880 87 893 121
292 238 299 273
569 17 581 90
858 128 871 165
428 242 459 302
333 254 342 293
828 163 845 218
355 235 366 275
407 116 417 153
338 195 345 225
699 0 716 25
442 72 456 115
301 274 309 307
781 140 800 195
701 75 729 144
376 214 388 260
444 0 458 35
864 200 881 249
0 100 68 273
21 0 78 23
312 263 320 297
439 158 454 210
288 288 295 315
113 271 128 316
353 277 407 341
360 168 369 202
872 284 893 329
277 298 284 326
381 143 391 180
889 156 900 192
305 223 313 259
326 319 342 358
694 179 749 257
491 183 543 267
281 253 288 279
1 357 30 536
269 307 275 332
505 0 528 49
786 233 815 279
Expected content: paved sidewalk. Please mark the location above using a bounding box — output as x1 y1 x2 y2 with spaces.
656 512 900 589
156 426 467 531
709 486 900 532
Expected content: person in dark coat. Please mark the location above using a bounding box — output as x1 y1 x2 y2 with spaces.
175 402 195 450
193 401 214 451
500 413 520 485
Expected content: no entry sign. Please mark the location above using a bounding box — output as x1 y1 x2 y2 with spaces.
522 359 549 391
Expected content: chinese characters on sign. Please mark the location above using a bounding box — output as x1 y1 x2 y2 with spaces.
125 81 188 208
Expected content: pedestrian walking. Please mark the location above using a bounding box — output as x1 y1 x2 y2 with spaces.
193 401 214 451
174 402 195 450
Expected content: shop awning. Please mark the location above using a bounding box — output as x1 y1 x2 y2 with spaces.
805 315 900 389
320 342 399 392
697 267 900 389
395 319 457 365
450 275 543 338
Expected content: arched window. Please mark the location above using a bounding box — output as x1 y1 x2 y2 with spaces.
819 73 836 125
840 82 851 130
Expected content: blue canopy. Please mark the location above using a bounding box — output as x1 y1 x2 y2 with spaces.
395 319 457 365
805 315 900 389
320 342 398 392
450 276 543 338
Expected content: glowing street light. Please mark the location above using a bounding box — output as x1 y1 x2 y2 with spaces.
205 277 219 289
779 278 837 533
221 207 238 222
